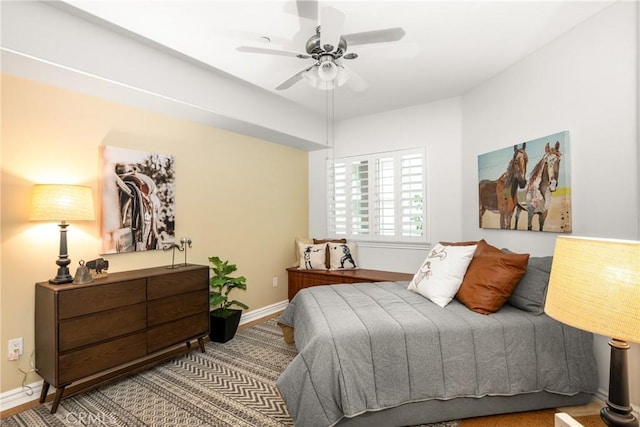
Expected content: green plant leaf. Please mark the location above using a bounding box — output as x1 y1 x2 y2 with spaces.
227 300 249 310
208 256 248 312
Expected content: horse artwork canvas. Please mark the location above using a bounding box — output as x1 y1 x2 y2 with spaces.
478 143 529 230
478 131 571 232
100 146 176 253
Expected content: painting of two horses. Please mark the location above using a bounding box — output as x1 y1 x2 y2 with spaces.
478 131 571 232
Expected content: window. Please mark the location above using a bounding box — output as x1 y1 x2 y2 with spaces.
327 148 426 242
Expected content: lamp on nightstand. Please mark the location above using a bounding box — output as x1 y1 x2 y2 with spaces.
30 184 95 284
545 236 640 427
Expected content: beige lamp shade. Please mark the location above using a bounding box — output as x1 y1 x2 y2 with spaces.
30 184 95 222
545 236 640 344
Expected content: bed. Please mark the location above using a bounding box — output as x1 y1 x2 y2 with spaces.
275 253 599 427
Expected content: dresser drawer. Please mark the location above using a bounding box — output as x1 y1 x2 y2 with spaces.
58 280 146 320
147 290 208 327
59 303 146 352
147 312 209 353
58 332 147 384
147 268 208 300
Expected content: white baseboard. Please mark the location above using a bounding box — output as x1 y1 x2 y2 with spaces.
239 299 289 325
1 300 290 413
0 381 43 412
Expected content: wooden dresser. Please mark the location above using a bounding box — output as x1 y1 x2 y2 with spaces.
286 267 414 300
35 264 209 413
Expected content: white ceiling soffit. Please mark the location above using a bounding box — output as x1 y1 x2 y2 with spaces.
1 0 328 151
57 0 614 121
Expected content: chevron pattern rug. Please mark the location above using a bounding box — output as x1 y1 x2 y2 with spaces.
4 320 459 427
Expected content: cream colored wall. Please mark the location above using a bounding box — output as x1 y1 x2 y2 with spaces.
0 74 309 393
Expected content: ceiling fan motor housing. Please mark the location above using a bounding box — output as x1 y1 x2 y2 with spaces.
306 27 347 59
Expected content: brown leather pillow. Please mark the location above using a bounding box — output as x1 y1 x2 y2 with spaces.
313 238 347 269
455 240 529 314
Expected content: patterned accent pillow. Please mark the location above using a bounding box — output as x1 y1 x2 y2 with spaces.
327 242 358 270
407 243 477 307
297 242 327 270
293 237 314 267
313 238 347 268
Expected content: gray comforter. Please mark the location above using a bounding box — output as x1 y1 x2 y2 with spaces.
276 282 598 427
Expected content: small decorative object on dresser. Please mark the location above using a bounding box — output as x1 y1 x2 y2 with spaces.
86 257 109 277
164 237 192 269
208 256 249 343
72 260 93 285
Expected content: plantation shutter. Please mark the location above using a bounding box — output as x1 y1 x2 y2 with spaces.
328 148 426 242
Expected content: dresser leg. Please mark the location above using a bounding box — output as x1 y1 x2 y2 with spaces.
39 381 50 403
198 337 205 353
186 340 192 349
50 386 66 414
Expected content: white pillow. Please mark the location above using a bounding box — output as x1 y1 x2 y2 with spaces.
328 242 358 270
407 243 477 307
297 242 327 270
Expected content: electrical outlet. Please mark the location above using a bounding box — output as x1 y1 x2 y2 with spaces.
272 277 278 287
8 338 23 360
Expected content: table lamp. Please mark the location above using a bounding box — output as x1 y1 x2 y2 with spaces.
30 184 96 284
545 236 640 427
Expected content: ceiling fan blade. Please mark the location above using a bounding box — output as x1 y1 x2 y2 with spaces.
276 65 315 90
295 0 318 21
236 46 310 59
320 7 345 52
339 63 368 92
343 27 405 46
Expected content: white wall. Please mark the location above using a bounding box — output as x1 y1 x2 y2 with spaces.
461 1 638 411
308 97 464 273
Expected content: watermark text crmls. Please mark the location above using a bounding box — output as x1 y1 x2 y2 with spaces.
64 411 117 425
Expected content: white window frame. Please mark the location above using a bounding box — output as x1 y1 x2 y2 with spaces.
327 147 428 243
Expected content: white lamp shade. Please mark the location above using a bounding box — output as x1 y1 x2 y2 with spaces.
545 236 640 344
30 184 95 222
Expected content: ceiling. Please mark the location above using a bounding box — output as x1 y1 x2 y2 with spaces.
58 0 614 121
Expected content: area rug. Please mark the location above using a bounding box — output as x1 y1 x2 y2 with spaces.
2 320 459 427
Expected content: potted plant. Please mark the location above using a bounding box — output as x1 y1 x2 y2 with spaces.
208 256 249 343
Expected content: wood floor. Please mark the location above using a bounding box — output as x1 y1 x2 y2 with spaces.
460 398 606 426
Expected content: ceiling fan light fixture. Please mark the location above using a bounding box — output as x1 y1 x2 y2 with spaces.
318 59 339 81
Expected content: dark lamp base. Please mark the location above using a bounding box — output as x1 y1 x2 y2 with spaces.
601 407 639 427
601 339 639 427
49 274 73 285
49 275 73 284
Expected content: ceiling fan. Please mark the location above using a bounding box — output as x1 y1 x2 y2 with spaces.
236 5 406 92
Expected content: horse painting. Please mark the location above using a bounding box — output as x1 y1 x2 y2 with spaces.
515 141 562 231
478 143 528 229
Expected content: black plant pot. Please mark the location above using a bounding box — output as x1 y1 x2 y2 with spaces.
209 309 242 343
